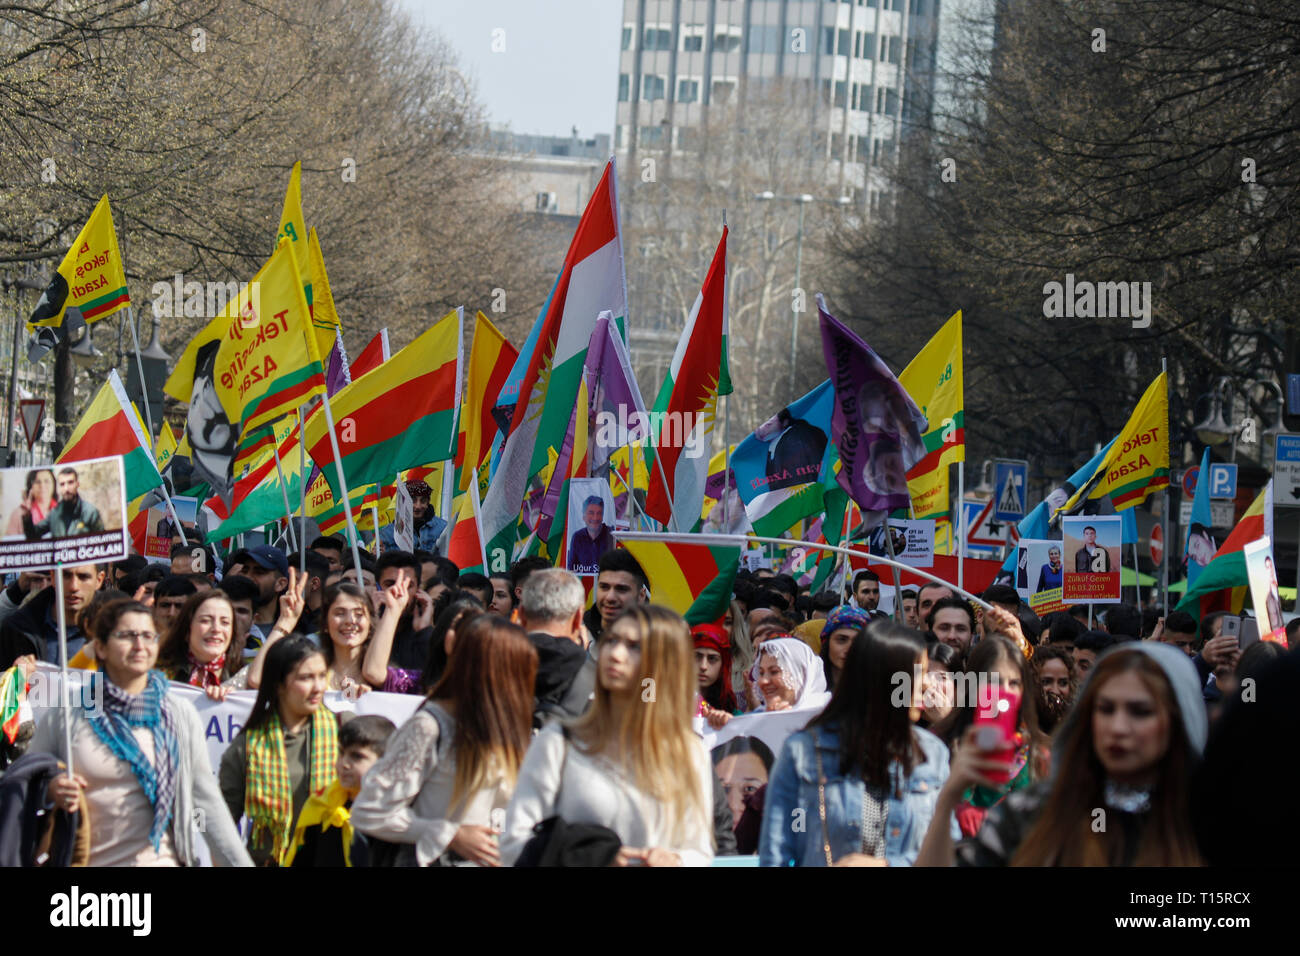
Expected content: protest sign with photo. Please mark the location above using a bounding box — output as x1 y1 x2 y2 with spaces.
1015 538 1065 601
1061 515 1121 604
1242 537 1288 645
866 519 935 567
144 495 197 562
566 476 615 575
0 456 128 572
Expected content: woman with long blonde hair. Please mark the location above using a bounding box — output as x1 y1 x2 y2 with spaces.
500 604 715 866
350 615 538 866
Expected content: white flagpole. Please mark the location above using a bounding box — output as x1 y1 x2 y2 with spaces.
317 388 364 579
298 406 308 575
54 565 74 780
272 437 298 553
957 463 966 592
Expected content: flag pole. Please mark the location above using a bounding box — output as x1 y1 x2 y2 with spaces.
371 501 382 555
126 305 157 452
882 515 905 622
271 437 298 553
317 388 365 580
957 463 965 592
723 393 731 531
1132 539 1142 608
54 564 74 780
297 406 307 575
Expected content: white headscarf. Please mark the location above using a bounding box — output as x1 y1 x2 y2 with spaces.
750 637 831 712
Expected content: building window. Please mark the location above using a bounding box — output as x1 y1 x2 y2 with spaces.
837 29 850 56
677 78 700 103
644 27 672 51
831 132 844 158
639 125 666 148
884 88 899 116
621 26 634 51
856 83 872 111
711 79 736 104
823 27 835 55
683 34 703 51
887 36 901 64
713 30 742 54
833 80 847 108
859 32 875 59
642 75 666 101
618 74 630 102
749 25 781 53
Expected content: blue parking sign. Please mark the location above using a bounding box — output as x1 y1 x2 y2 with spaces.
1207 463 1237 500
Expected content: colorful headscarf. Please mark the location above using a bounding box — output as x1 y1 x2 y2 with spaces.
86 669 179 850
245 707 338 865
692 624 737 712
820 606 871 641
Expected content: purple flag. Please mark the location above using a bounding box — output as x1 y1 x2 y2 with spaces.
817 295 928 519
325 328 352 397
583 310 649 474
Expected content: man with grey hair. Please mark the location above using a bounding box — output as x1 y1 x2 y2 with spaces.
520 568 595 727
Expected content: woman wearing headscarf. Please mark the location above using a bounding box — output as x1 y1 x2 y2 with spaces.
35 599 252 866
819 606 871 689
693 623 737 729
750 637 832 714
916 642 1207 865
760 623 959 866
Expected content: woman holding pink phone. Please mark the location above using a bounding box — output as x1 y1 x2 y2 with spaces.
916 642 1206 866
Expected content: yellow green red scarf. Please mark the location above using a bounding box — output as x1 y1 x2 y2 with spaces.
244 708 338 864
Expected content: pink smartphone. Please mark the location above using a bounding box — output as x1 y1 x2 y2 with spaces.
972 687 1021 786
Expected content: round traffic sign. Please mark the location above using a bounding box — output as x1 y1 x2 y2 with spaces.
1149 525 1164 566
1181 466 1199 497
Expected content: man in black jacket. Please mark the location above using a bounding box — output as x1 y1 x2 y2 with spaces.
0 563 105 669
520 568 594 726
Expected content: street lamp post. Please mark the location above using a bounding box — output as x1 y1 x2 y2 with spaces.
754 191 850 401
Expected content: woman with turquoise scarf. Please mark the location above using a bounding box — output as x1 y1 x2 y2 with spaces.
34 598 251 866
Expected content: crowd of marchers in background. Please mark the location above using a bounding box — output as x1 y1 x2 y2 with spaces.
0 477 1295 867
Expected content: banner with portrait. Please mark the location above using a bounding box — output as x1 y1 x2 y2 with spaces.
0 456 128 572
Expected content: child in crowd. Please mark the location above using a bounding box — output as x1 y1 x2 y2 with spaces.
285 714 396 867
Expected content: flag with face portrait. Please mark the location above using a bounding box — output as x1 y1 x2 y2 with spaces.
817 296 927 527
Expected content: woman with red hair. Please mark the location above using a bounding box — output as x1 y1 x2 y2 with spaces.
693 623 737 729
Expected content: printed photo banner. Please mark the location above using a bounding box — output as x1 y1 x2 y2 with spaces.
1242 537 1288 645
0 456 128 572
1061 514 1122 604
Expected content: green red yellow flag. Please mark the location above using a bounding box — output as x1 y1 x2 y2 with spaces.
59 370 164 500
458 311 518 495
619 539 740 626
1176 480 1272 621
277 161 312 307
303 310 461 500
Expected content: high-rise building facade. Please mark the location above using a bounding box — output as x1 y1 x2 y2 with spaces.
615 0 941 212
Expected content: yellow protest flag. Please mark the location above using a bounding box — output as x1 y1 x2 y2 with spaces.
1059 372 1170 513
165 238 326 438
28 195 131 331
306 227 340 358
277 161 312 304
155 420 178 470
899 311 964 521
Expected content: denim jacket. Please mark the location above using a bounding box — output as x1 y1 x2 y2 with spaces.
758 722 960 867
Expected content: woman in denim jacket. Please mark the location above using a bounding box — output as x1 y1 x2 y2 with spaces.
759 621 960 866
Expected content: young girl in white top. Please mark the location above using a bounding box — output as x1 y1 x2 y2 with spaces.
350 614 537 866
501 604 715 866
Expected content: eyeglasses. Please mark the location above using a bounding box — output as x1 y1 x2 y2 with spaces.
109 630 160 645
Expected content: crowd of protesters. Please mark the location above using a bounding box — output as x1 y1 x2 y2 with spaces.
1 482 1297 867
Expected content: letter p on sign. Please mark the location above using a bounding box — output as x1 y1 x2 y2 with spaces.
1208 463 1237 500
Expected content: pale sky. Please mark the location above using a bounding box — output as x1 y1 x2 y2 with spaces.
395 0 622 139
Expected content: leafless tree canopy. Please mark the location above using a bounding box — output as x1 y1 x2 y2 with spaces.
1 0 554 431
829 0 1298 477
